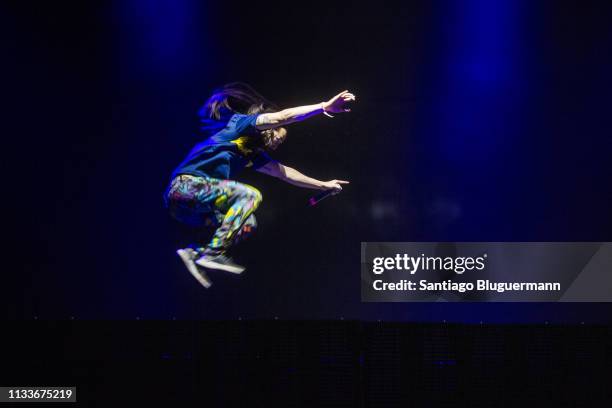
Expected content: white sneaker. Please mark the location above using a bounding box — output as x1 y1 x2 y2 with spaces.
176 248 212 288
195 253 245 274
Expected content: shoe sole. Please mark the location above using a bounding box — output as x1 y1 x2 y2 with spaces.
177 249 212 288
196 258 245 274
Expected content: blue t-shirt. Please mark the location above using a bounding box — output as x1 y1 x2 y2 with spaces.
171 114 274 180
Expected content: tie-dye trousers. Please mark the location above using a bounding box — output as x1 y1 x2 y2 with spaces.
164 174 262 255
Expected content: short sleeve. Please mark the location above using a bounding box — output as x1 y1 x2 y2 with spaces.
251 150 274 170
231 113 260 135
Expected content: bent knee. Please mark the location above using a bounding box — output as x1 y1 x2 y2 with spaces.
243 185 263 208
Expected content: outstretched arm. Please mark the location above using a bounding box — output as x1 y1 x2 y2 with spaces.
257 161 349 193
254 90 356 130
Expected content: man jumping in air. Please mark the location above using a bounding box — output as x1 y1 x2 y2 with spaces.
164 83 355 288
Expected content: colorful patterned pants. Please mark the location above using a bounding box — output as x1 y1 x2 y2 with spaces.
165 174 262 255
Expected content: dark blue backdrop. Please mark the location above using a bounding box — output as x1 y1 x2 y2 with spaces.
4 0 612 322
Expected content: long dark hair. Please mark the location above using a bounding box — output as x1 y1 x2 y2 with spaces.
199 82 278 127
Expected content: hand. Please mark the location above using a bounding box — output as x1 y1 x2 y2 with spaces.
322 90 356 114
321 179 350 194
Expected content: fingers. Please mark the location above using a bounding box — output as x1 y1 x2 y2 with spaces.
334 90 349 99
328 90 356 111
336 90 356 99
341 93 356 109
323 90 355 114
324 179 349 195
